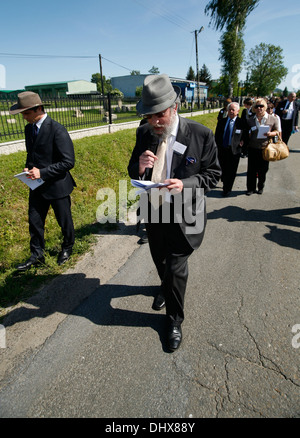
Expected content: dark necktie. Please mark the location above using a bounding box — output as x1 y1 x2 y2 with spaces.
32 123 39 140
223 119 232 147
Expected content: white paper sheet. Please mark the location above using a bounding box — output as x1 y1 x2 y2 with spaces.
257 125 270 139
14 172 45 190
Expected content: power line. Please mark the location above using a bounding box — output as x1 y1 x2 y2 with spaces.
101 56 133 72
132 0 191 32
0 52 135 73
0 52 96 59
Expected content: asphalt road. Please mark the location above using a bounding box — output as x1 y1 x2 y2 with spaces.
0 132 299 418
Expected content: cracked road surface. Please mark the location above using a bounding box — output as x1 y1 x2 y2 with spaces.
0 133 299 418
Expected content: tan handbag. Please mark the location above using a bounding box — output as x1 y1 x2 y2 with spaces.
262 134 289 161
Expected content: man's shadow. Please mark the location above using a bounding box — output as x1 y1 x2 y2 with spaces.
3 277 170 352
74 283 170 350
208 205 300 250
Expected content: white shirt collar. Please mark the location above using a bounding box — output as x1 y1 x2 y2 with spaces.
255 113 268 125
35 113 47 129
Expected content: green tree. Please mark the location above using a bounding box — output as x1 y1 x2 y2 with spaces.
199 64 212 89
283 86 288 97
246 43 288 96
148 66 160 74
205 0 260 31
186 66 195 81
135 86 143 97
219 28 244 95
205 0 260 96
130 70 141 75
210 75 230 97
91 73 112 94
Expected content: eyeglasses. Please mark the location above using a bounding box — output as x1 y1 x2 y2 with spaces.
255 105 265 109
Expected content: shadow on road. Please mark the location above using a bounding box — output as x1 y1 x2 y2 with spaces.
208 205 300 250
2 279 170 352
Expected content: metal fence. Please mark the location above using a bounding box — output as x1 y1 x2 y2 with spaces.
0 92 225 143
0 93 141 142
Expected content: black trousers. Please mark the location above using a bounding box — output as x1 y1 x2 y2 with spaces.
28 190 75 257
218 146 240 193
247 147 269 192
145 218 193 324
281 119 293 145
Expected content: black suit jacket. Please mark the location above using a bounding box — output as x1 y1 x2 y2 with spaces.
241 108 254 121
128 116 221 250
275 100 299 126
25 116 76 200
215 116 247 155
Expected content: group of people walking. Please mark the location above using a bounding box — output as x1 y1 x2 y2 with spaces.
9 77 298 353
215 93 299 196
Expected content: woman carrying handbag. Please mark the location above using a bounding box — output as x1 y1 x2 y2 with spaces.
245 98 280 195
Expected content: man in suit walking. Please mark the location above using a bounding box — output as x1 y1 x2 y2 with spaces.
10 91 76 270
215 102 247 196
128 74 221 351
275 92 299 145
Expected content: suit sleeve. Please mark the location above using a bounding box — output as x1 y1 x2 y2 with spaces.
39 123 75 181
128 125 155 180
295 103 299 126
128 127 143 179
181 128 221 195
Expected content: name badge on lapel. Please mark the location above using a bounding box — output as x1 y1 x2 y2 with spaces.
172 141 187 155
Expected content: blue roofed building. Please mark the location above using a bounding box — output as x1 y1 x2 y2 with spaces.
110 75 208 103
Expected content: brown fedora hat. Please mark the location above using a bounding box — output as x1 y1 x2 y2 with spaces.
136 74 181 115
9 91 47 115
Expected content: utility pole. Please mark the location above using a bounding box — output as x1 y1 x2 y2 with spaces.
99 54 104 96
193 26 204 109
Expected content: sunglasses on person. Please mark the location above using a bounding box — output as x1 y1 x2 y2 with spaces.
255 104 265 109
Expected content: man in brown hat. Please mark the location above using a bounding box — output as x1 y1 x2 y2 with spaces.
10 91 76 270
128 74 221 351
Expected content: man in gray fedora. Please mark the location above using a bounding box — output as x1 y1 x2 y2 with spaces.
10 91 76 270
128 74 221 351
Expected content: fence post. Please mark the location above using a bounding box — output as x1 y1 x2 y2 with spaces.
107 93 112 124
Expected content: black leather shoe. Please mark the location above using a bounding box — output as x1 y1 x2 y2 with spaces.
57 249 72 265
152 293 166 311
167 323 182 352
16 255 45 271
138 234 148 244
246 191 254 196
257 189 263 194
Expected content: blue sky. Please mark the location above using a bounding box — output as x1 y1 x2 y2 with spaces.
1 0 299 92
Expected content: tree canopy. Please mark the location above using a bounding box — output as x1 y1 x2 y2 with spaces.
186 66 195 81
246 43 288 96
205 0 260 32
199 64 212 88
148 66 160 74
205 0 260 96
91 73 123 97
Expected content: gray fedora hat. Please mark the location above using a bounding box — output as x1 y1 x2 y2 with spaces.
136 74 181 115
9 91 48 115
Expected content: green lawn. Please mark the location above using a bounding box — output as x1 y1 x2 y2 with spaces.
0 111 219 318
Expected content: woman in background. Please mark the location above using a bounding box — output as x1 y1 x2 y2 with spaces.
245 98 280 195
